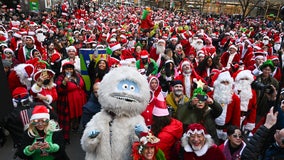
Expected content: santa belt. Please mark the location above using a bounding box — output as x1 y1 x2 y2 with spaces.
241 111 248 117
216 124 229 130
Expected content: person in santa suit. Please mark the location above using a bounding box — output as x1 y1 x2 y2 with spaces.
61 46 81 73
8 63 34 92
204 37 216 57
9 31 22 52
268 55 282 82
30 69 58 107
188 39 205 59
259 36 274 56
180 123 225 160
219 32 234 53
140 7 154 34
233 70 257 133
149 39 166 67
238 39 254 69
251 50 267 75
220 45 241 70
175 59 204 98
141 76 163 127
209 71 241 141
17 36 45 63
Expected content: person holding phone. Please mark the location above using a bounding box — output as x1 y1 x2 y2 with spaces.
176 87 223 145
16 105 69 160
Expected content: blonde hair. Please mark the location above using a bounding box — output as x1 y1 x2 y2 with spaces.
27 120 61 137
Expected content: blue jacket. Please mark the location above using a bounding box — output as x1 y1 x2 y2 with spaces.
81 93 101 128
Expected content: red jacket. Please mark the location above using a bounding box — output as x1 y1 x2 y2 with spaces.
157 118 183 160
220 52 241 69
140 14 154 30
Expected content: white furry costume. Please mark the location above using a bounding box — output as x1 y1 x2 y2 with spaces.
81 66 150 160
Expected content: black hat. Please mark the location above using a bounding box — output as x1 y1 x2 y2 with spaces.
172 80 183 86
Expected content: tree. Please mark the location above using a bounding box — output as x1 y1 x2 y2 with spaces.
238 0 263 20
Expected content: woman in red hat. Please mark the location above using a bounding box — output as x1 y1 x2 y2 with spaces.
55 62 87 143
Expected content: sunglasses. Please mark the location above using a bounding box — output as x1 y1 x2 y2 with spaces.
232 134 243 139
32 119 49 126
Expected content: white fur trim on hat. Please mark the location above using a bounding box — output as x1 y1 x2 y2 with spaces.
214 71 233 87
25 36 35 42
235 70 254 83
30 113 50 120
66 46 77 52
157 39 165 44
229 45 238 51
111 43 121 51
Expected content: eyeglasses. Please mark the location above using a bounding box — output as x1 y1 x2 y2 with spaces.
32 119 49 126
232 134 243 139
68 50 76 52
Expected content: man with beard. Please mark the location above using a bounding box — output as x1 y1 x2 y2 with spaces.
30 69 58 107
234 70 257 133
175 59 204 98
8 63 34 92
166 80 190 118
180 123 225 159
149 39 166 67
220 45 241 70
209 71 241 141
189 39 205 58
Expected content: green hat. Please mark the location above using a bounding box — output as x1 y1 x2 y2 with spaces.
192 87 207 101
259 60 275 71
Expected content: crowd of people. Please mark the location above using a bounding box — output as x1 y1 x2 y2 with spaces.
0 0 284 159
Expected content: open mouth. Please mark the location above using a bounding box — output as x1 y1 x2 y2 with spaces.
113 95 138 102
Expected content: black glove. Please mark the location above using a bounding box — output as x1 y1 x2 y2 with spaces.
146 63 154 76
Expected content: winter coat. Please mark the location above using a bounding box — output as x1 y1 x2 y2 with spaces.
219 139 246 160
81 93 101 128
176 101 223 144
156 118 183 160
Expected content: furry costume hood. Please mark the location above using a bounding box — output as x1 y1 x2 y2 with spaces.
98 66 150 117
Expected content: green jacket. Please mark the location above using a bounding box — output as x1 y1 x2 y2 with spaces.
23 132 59 160
136 58 158 75
166 92 190 118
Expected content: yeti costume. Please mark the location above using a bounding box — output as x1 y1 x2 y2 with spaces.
81 66 150 160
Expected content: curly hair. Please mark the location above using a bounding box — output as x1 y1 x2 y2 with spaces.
151 115 171 136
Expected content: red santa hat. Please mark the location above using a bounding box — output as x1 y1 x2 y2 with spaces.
253 49 267 60
13 32 22 38
140 50 149 59
213 70 234 87
229 45 238 51
170 35 178 41
182 123 211 152
109 42 122 52
50 53 62 65
268 55 279 61
23 64 35 79
274 35 281 43
157 39 166 44
181 32 191 40
152 94 169 117
33 69 55 82
3 48 15 56
197 50 205 57
180 59 191 69
234 70 254 83
30 105 50 121
12 87 29 99
66 46 77 52
25 36 35 43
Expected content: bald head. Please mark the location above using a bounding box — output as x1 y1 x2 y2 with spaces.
93 82 100 97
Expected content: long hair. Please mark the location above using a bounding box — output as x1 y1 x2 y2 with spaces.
27 120 61 137
151 115 171 136
95 59 109 81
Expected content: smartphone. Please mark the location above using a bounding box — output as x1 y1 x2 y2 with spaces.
36 137 44 143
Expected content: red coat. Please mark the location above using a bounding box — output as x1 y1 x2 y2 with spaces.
8 70 28 92
183 144 225 160
208 92 241 128
272 67 281 82
156 118 183 160
220 52 241 69
56 73 87 119
238 45 254 68
140 14 154 30
239 90 257 131
30 83 58 105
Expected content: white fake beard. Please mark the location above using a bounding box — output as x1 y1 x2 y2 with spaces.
194 43 204 51
213 83 232 104
235 80 252 102
274 43 281 51
262 40 269 45
36 33 46 42
156 45 165 54
191 144 202 151
19 77 32 89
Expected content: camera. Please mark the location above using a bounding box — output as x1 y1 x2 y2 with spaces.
251 81 274 94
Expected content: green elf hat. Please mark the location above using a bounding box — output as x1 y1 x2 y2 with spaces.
192 87 208 101
259 59 275 71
